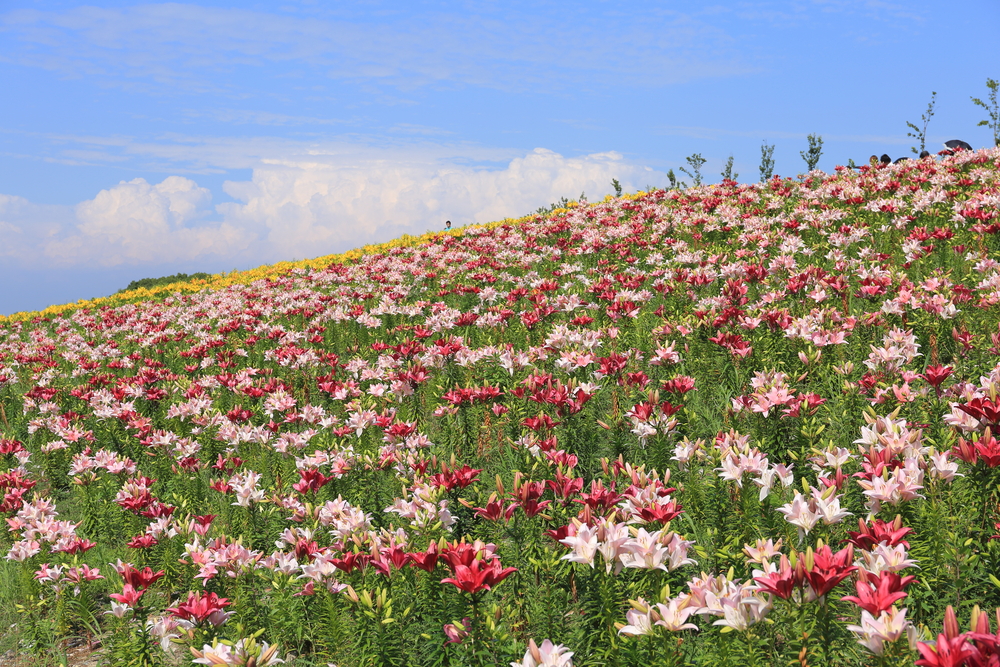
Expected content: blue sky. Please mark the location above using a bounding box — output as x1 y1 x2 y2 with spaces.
1 0 997 315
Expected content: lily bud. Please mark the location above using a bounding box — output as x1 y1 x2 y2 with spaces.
528 639 542 663
943 605 960 639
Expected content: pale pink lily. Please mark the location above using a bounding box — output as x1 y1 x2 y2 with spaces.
654 596 699 632
846 607 915 655
559 524 599 568
776 491 821 535
511 639 574 667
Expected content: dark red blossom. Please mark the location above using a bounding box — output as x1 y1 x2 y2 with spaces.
841 571 914 615
430 464 482 491
957 398 1000 427
0 439 25 455
166 591 232 625
574 479 620 512
661 376 696 395
110 584 145 608
293 468 335 494
753 555 799 599
845 516 913 550
921 364 954 392
473 498 517 522
441 558 517 594
331 551 370 574
118 563 165 590
915 633 975 667
409 542 439 572
127 534 159 549
802 544 856 597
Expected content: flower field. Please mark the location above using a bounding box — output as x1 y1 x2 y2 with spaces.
3 149 1000 667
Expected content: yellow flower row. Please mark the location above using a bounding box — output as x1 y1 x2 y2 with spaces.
0 201 599 323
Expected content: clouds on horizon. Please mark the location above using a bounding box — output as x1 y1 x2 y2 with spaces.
0 147 667 270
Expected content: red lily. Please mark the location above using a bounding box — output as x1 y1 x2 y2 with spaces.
166 591 232 626
430 464 482 491
952 437 980 465
632 500 684 525
293 468 335 494
440 558 517 594
845 516 913 550
380 545 411 570
915 633 974 667
958 398 1000 427
921 364 953 394
802 544 856 597
512 480 551 517
841 571 914 614
294 538 321 562
331 551 370 573
409 542 439 572
753 555 799 599
975 433 1000 467
126 534 159 549
545 472 584 503
574 479 620 512
118 563 165 590
440 541 485 570
473 498 517 522
661 376 696 395
109 584 145 607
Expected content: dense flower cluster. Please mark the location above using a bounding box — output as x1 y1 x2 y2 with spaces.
2 149 1000 665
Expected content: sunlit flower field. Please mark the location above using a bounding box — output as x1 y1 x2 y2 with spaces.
2 149 1000 666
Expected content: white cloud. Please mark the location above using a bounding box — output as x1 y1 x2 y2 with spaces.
217 148 667 261
0 193 72 261
44 176 252 267
1 147 668 270
0 195 30 259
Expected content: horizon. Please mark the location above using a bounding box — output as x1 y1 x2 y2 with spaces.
2 0 998 315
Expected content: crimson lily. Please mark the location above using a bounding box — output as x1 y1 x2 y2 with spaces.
841 571 914 614
441 558 517 595
915 633 974 667
166 591 232 626
803 544 856 597
753 554 799 599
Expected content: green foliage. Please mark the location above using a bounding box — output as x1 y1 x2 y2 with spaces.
720 155 738 182
758 141 775 182
679 153 706 187
611 179 623 198
907 91 937 154
536 193 585 216
800 133 824 171
971 78 1000 147
117 272 211 294
3 148 1000 667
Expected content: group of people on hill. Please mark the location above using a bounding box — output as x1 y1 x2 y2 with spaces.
863 139 975 167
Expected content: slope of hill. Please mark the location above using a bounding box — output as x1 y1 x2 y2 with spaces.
1 149 999 666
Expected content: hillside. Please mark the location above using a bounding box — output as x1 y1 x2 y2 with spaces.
2 149 1000 666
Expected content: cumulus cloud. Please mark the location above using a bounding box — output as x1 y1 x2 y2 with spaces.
0 196 29 260
0 194 74 261
44 176 252 267
2 148 667 270
218 148 667 261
